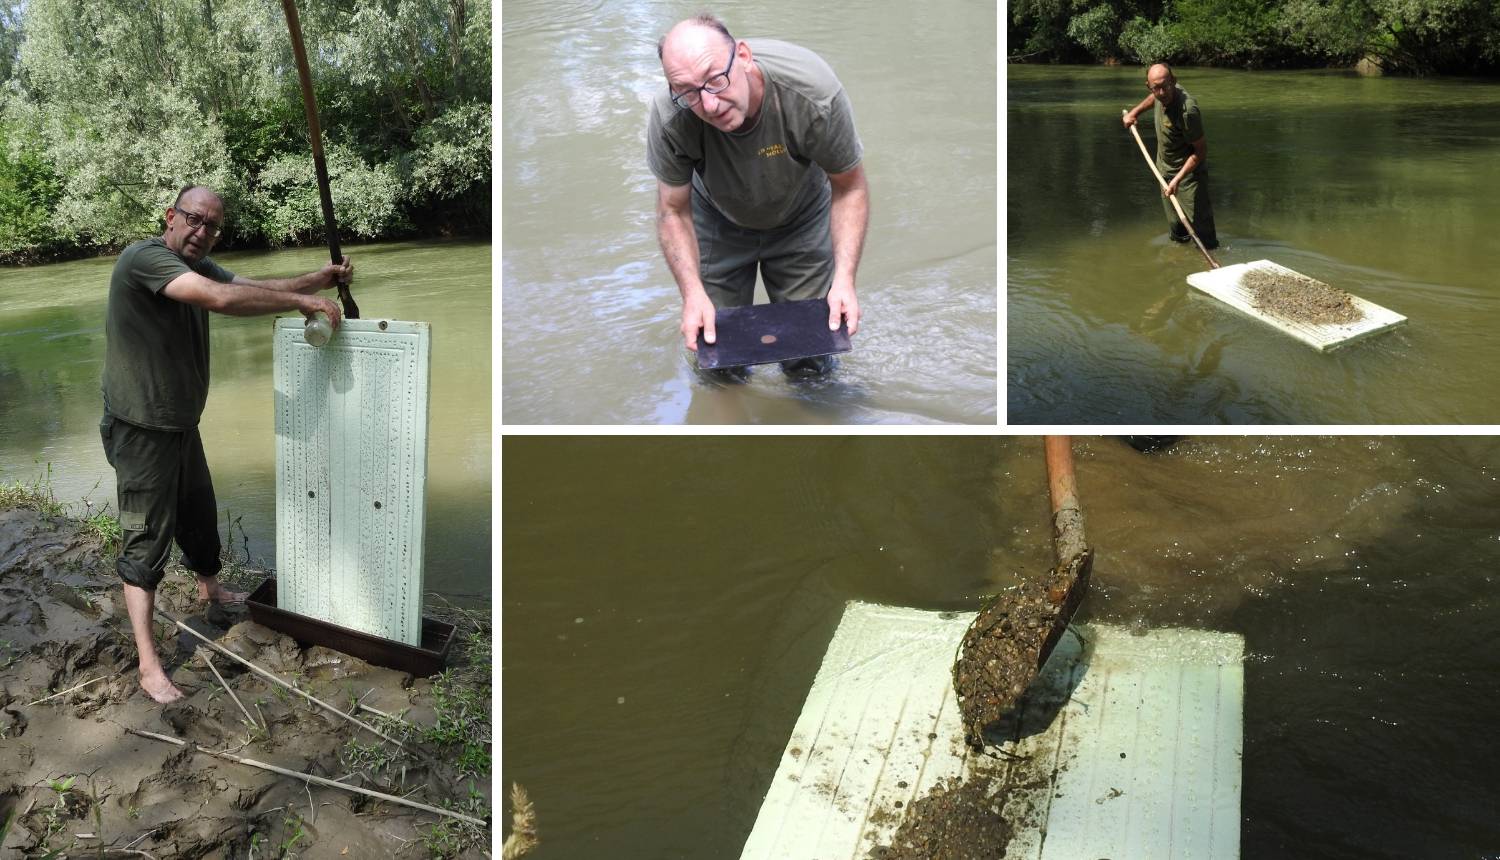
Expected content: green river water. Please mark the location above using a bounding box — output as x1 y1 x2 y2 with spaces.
1008 65 1500 424
0 239 492 601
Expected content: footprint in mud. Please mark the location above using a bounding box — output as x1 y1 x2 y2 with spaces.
162 702 231 747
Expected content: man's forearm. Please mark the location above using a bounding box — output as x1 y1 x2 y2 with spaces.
656 202 707 301
233 272 324 294
208 282 320 317
1126 94 1154 121
829 177 869 288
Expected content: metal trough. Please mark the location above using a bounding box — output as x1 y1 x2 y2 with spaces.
246 578 454 677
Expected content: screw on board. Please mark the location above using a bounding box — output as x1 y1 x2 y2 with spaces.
374 501 382 509
379 320 388 331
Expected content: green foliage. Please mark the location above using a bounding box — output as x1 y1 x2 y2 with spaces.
0 0 491 261
421 783 489 859
0 463 65 517
249 144 404 245
1009 0 1500 72
424 668 491 779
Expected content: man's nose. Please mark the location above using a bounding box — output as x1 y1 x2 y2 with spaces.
699 89 721 112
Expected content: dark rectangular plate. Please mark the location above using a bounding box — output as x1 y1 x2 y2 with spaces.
696 298 852 369
246 579 455 677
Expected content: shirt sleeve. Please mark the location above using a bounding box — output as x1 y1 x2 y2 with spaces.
195 257 237 283
806 87 863 175
646 96 696 186
1184 102 1205 142
130 244 194 294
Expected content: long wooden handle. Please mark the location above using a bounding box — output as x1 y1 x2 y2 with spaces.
1043 436 1087 565
282 0 359 319
1124 110 1219 270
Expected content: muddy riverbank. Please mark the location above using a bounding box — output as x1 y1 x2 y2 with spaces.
0 506 491 858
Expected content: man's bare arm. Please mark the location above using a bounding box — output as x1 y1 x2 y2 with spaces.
231 256 352 294
656 180 717 350
1122 94 1155 126
1166 136 1208 196
825 164 869 335
162 271 342 326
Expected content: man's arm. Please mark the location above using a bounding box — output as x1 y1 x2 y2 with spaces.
1122 94 1155 127
1164 137 1207 196
825 163 868 335
656 180 717 351
231 256 352 294
162 271 342 327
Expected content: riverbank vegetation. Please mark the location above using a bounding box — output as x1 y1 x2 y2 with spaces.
1010 0 1500 75
0 0 490 265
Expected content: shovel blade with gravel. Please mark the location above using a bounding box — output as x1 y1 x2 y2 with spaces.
954 436 1092 747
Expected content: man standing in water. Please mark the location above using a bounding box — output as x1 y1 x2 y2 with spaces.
101 184 351 703
648 14 869 377
1122 63 1218 249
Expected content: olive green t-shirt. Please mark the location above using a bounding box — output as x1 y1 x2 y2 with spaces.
646 38 863 231
1154 85 1205 173
102 237 236 430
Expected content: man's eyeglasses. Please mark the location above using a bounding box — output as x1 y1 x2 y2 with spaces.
174 207 223 238
670 46 736 110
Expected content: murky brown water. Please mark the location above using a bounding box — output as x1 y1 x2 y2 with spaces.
501 0 996 424
0 240 491 600
1008 65 1500 423
502 436 1500 857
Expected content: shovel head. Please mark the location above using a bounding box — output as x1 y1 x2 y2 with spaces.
695 298 852 369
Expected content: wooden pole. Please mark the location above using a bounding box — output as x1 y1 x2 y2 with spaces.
1043 436 1087 566
125 728 487 828
281 0 359 319
1124 110 1220 270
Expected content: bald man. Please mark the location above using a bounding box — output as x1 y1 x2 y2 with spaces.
101 183 351 703
647 14 868 377
1123 63 1218 249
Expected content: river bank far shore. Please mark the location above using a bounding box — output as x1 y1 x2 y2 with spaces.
0 496 492 858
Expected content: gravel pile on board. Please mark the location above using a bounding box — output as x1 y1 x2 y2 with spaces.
867 775 1011 860
953 553 1088 747
1241 268 1363 325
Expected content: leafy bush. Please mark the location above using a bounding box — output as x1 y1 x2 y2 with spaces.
248 145 404 245
1067 5 1122 60
1119 15 1183 64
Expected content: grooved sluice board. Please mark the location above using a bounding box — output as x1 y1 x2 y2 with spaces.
1185 260 1406 351
740 601 1244 860
272 318 431 646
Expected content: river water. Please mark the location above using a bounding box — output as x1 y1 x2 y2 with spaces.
501 0 997 424
501 435 1500 857
1007 65 1500 424
0 239 492 601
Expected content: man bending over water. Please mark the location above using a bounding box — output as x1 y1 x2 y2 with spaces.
1123 63 1218 249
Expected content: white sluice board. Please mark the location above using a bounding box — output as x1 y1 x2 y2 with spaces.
741 602 1244 860
1186 259 1406 351
272 318 431 645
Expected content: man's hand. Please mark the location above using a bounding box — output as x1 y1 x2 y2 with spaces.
1122 112 1138 128
304 294 343 329
1163 178 1180 198
826 279 860 336
681 291 716 351
318 255 353 289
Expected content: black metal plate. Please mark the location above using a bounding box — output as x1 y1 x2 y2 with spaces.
696 298 852 369
246 579 454 677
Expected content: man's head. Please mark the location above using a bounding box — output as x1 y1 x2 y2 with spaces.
658 15 758 133
163 185 225 262
1146 63 1177 106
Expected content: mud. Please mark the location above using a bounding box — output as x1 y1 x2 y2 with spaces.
0 507 491 858
953 553 1089 746
867 774 1011 860
1241 269 1364 325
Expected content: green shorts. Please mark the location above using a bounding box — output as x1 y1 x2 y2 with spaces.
99 413 222 590
691 180 834 308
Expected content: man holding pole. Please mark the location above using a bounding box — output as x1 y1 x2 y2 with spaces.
101 183 351 703
1122 63 1218 250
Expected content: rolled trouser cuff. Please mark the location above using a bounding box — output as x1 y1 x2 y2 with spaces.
116 555 166 590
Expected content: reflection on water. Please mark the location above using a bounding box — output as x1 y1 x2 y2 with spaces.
1008 65 1500 423
0 240 491 600
502 436 1500 857
502 0 997 424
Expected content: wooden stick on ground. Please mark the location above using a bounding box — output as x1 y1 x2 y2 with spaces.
25 673 112 707
1124 110 1220 270
152 607 406 750
124 727 486 828
201 652 261 731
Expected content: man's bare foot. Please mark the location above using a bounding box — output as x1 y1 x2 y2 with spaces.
140 670 185 704
197 579 248 604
